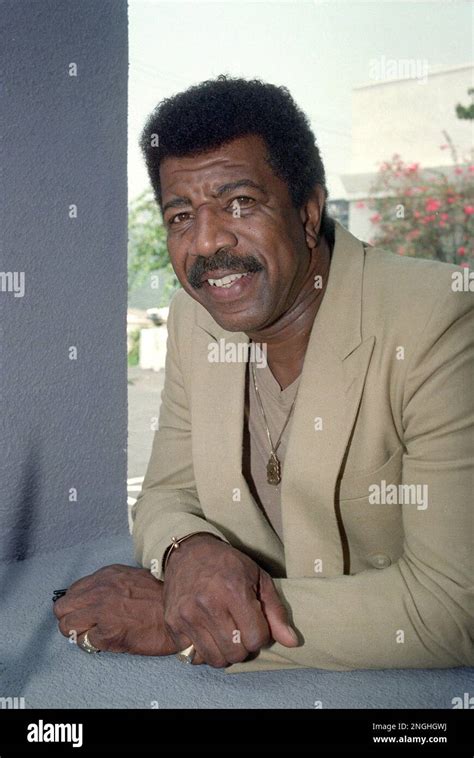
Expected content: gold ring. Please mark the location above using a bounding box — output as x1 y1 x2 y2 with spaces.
176 644 195 664
77 630 101 654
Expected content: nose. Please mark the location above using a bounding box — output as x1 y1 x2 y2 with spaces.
190 205 237 258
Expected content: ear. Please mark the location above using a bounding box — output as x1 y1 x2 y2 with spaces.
299 185 326 250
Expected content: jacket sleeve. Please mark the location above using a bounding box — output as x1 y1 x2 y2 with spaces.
131 291 230 581
226 285 474 673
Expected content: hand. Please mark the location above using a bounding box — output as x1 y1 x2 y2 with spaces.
163 534 299 668
53 564 177 656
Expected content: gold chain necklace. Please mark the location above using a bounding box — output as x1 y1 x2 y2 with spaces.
250 360 298 485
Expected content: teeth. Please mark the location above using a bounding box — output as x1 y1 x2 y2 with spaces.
208 272 248 288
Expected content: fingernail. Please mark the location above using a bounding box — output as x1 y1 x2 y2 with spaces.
287 626 298 644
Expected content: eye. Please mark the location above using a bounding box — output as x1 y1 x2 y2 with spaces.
230 196 255 208
228 195 255 218
169 212 191 226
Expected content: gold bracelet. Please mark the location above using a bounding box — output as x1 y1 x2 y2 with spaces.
162 532 208 575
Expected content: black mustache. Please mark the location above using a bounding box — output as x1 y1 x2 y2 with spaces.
188 250 264 289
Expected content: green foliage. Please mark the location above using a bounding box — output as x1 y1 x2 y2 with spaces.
365 154 474 266
128 189 179 302
127 328 140 367
456 88 474 121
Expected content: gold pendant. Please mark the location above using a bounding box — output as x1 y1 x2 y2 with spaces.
267 452 281 485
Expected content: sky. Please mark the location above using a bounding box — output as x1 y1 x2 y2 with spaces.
128 0 473 203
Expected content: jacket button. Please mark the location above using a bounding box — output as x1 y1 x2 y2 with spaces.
369 553 392 569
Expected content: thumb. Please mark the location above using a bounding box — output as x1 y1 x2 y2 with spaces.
258 571 299 648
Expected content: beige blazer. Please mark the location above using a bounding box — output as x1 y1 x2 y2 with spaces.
132 222 474 673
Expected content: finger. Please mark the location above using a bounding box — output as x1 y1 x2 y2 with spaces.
184 625 228 668
67 565 139 594
168 625 226 667
53 587 107 618
57 569 158 618
232 593 272 652
57 609 97 640
163 624 202 666
168 630 203 665
67 573 98 593
166 626 200 664
170 620 226 668
83 622 129 654
77 625 103 652
258 571 299 648
164 621 192 653
200 610 250 664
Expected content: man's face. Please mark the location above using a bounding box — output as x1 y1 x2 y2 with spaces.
160 134 313 333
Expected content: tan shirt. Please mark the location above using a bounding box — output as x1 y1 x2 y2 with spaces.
242 361 300 543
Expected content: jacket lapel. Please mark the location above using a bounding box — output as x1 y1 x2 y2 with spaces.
190 223 375 579
282 224 375 577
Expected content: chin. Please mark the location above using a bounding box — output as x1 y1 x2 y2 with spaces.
210 309 267 334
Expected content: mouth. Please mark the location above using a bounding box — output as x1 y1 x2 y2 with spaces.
200 269 258 301
203 270 249 288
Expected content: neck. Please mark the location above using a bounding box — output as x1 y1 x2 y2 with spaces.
247 238 331 390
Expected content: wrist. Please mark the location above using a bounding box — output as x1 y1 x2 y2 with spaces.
164 533 224 573
154 581 180 655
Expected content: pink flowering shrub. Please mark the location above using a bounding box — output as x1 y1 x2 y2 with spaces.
364 153 473 266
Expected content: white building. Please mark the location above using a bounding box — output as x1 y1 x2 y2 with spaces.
339 63 473 240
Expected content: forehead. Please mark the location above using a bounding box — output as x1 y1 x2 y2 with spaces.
159 134 279 196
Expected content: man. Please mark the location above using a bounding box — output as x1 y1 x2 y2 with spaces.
55 76 473 672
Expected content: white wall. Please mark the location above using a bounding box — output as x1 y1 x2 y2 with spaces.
351 65 473 174
339 64 473 238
